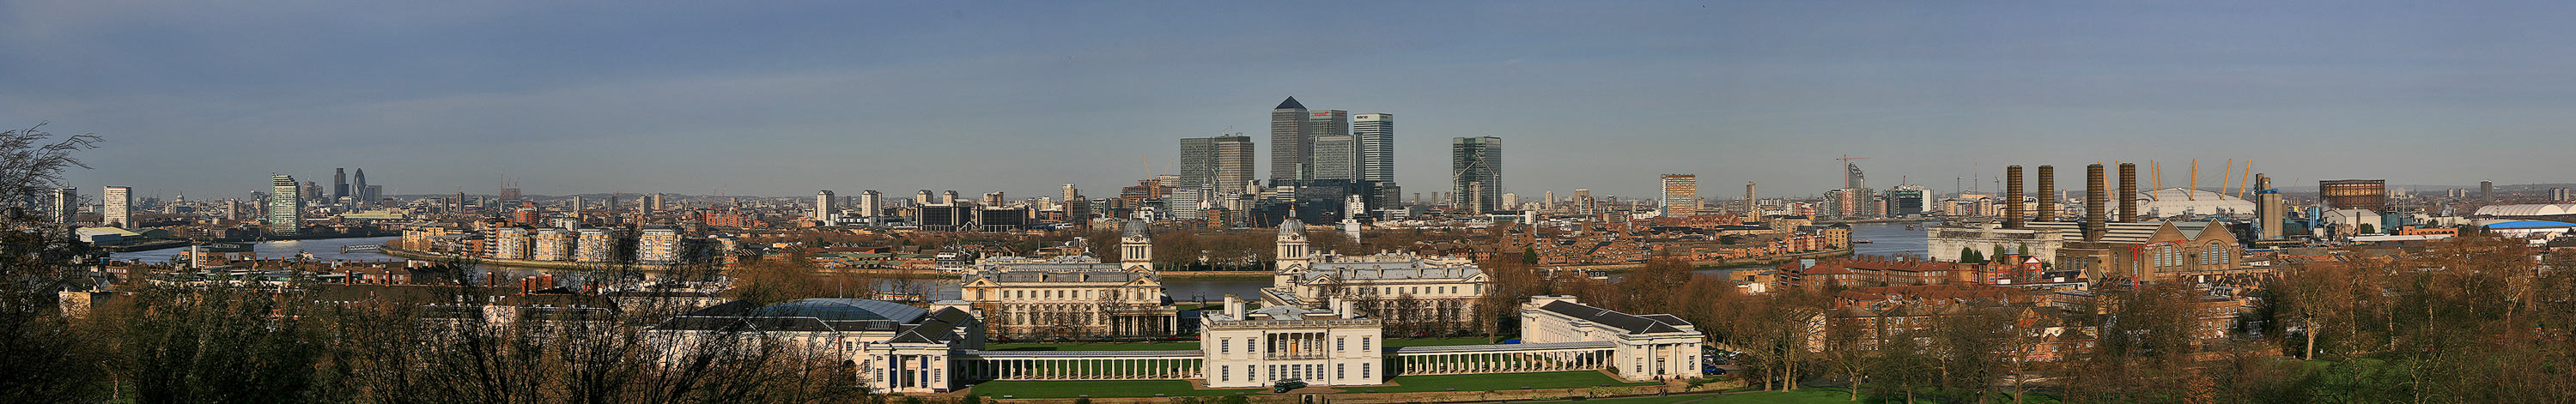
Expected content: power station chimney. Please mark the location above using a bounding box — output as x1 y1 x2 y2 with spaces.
2004 166 2025 229
2036 166 2057 222
2086 164 2107 242
2118 162 2139 223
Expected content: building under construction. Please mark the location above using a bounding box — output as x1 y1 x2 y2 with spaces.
2319 179 2390 211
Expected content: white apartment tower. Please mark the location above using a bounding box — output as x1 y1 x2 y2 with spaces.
1660 174 1698 217
816 190 838 221
102 186 131 227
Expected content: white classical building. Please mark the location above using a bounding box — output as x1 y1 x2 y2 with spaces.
1264 220 1492 331
1200 296 1385 388
646 298 984 394
654 294 1706 393
957 220 1179 339
1520 296 1705 381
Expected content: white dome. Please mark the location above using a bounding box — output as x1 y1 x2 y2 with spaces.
2134 188 2257 218
2474 203 2576 217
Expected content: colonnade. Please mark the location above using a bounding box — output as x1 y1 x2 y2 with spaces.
959 356 1202 381
1391 348 1612 376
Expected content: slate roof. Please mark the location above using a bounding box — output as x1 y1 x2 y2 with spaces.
979 269 1151 284
888 308 976 343
1537 300 1689 335
650 298 927 332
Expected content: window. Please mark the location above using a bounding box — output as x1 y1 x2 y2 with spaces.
1337 364 1346 379
1221 338 1230 353
1361 336 1372 351
1337 337 1346 352
1362 363 1370 378
1221 365 1230 382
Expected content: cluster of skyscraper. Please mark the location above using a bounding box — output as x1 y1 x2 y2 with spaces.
331 167 380 206
1169 97 1508 224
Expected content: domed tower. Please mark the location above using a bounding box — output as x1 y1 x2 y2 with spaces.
1274 219 1311 288
1120 219 1154 272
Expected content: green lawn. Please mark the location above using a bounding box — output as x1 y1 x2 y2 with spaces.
1698 389 1866 404
966 380 1260 398
1510 389 1868 404
1355 371 1657 393
982 341 1200 351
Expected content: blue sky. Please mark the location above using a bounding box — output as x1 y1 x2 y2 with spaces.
7 1 2573 202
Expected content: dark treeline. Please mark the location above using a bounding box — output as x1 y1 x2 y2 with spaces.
1480 234 2576 404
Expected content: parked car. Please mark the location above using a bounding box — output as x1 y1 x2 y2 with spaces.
1273 380 1308 393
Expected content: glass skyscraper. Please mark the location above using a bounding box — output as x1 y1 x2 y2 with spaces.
1451 136 1503 213
269 173 302 236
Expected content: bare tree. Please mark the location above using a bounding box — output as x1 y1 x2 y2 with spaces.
0 123 102 402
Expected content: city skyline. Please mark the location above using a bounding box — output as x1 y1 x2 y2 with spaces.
10 2 2576 199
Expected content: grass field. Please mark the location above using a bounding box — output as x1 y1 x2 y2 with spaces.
982 341 1201 351
967 380 1261 398
1509 389 1869 404
1352 371 1658 393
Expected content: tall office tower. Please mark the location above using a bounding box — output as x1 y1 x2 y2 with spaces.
1452 136 1504 213
916 190 936 206
332 168 349 199
944 190 963 206
1660 174 1698 217
1061 184 1079 202
1543 190 1557 210
268 174 302 236
1573 189 1591 213
1309 135 1360 181
982 192 1005 207
859 190 884 218
815 190 837 220
1269 97 1309 180
1502 193 1522 210
1179 135 1256 193
454 192 467 212
1301 109 1350 179
51 188 76 224
2481 180 2494 200
1743 182 1758 215
303 181 323 202
1353 113 1395 183
352 169 370 202
570 196 585 214
1845 161 1866 190
648 193 665 212
100 186 131 227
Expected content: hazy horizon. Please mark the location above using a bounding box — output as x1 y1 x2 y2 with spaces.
10 2 2574 201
